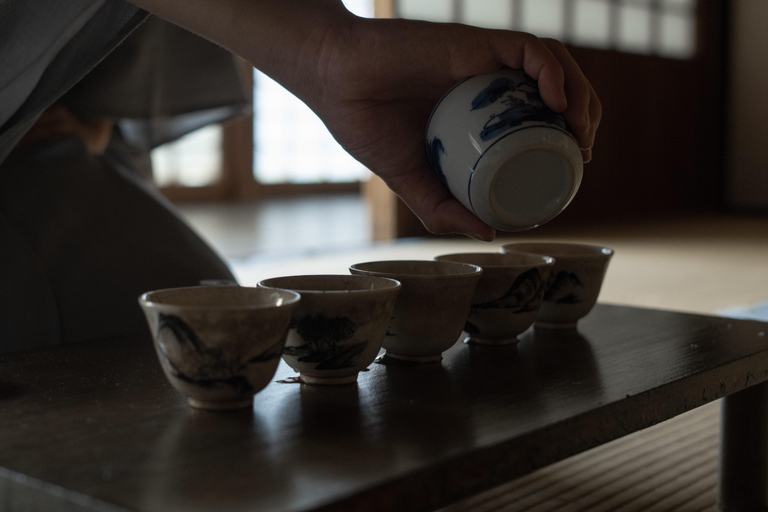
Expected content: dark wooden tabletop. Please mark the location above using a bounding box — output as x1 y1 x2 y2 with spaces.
2 304 768 512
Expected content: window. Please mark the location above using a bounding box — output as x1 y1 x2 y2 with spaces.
253 0 374 186
395 0 697 59
153 0 375 194
152 124 223 188
152 0 698 196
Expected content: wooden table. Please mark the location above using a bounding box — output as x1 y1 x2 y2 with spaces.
2 304 768 512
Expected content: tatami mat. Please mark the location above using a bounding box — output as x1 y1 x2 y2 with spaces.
439 402 721 512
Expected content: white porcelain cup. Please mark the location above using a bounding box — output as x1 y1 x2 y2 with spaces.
501 242 614 329
426 68 583 232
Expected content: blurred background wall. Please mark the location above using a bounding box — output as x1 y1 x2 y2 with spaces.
726 0 768 211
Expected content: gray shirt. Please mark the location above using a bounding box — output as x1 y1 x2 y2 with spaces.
0 0 146 163
0 2 246 352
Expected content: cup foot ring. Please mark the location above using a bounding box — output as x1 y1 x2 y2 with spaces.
187 397 254 410
384 352 442 363
534 321 578 329
463 336 519 345
300 373 359 385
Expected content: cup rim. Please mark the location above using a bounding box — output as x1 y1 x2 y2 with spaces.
349 259 483 279
435 252 554 268
259 274 401 294
501 242 614 259
138 285 301 310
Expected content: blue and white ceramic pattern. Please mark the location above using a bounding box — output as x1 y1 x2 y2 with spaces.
258 275 401 385
426 68 583 231
139 285 301 410
500 242 614 328
434 252 555 344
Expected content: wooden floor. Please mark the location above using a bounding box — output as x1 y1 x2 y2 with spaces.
177 199 768 512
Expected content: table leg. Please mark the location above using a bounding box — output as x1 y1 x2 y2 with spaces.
719 381 768 511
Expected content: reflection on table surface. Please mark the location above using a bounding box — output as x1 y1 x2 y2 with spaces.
1 304 768 512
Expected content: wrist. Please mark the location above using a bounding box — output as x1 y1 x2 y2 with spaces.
245 1 356 107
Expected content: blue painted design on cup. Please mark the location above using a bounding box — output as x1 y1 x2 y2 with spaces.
424 68 583 231
427 136 448 185
471 73 571 142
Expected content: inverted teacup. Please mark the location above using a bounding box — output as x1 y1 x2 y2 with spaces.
435 252 554 344
138 285 301 410
501 242 614 328
349 260 483 362
258 275 400 385
426 67 583 232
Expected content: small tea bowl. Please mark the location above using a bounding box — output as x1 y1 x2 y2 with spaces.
426 67 583 232
258 275 401 385
138 285 301 410
349 260 483 362
435 252 554 344
501 242 614 328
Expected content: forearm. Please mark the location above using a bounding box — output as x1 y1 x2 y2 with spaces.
121 0 600 240
125 0 354 103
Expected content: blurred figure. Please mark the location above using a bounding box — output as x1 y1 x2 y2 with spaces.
0 0 600 353
0 17 249 352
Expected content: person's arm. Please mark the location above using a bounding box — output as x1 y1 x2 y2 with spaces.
127 0 601 241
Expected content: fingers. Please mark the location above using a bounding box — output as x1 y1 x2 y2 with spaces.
385 164 496 242
492 32 601 163
541 39 589 132
494 32 568 112
542 39 601 159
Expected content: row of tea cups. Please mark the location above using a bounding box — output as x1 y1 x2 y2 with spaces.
138 242 613 410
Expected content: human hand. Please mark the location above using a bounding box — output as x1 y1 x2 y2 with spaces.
19 105 114 155
305 16 601 241
123 0 600 241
